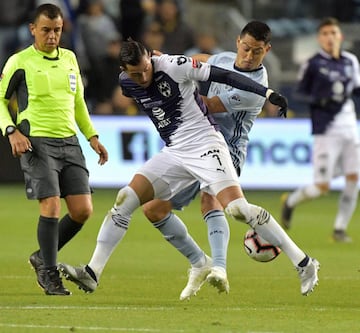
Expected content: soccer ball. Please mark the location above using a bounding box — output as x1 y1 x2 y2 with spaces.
243 229 281 262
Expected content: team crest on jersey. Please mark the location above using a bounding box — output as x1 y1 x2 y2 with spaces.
152 106 171 128
229 93 241 105
158 81 171 97
69 73 76 92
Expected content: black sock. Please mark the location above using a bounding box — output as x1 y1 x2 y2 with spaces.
58 214 83 251
298 255 310 267
85 265 97 282
37 216 58 269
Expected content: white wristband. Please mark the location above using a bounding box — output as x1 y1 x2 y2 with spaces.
265 89 274 99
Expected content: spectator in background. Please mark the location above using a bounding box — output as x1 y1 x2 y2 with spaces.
0 0 35 69
111 86 140 116
119 0 157 40
92 33 123 115
77 0 121 109
185 31 223 56
155 0 195 54
102 0 121 22
141 20 165 52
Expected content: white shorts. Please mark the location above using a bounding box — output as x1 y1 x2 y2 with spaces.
313 133 360 183
136 132 239 201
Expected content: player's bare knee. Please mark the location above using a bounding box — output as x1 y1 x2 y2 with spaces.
71 205 93 223
143 205 167 222
143 200 172 223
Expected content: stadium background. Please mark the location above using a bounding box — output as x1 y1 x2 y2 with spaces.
2 0 360 189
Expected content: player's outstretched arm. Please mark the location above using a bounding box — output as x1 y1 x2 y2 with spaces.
208 65 288 117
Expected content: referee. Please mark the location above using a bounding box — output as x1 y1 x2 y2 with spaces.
0 3 108 295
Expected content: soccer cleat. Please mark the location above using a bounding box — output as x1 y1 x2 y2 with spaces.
179 255 212 301
332 230 352 243
280 193 293 229
206 266 230 294
296 257 320 296
43 268 71 296
58 263 98 293
28 250 46 290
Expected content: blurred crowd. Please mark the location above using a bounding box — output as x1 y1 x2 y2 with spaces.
0 0 224 116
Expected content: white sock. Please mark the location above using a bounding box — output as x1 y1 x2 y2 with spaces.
287 184 322 208
88 186 140 278
334 180 358 231
226 198 307 266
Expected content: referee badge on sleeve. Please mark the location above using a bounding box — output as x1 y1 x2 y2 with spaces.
69 73 76 93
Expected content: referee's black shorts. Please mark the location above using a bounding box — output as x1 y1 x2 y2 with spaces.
20 136 91 200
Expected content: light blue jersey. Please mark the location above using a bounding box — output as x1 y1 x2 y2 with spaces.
170 52 268 209
207 51 268 175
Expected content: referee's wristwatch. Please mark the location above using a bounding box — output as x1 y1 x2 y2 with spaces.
5 125 16 136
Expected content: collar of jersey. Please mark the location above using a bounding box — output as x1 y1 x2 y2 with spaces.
32 45 59 60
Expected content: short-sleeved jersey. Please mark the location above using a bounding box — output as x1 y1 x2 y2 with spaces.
206 51 268 174
297 49 360 135
0 45 97 139
120 54 218 147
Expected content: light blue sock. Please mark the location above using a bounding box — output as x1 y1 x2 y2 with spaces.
153 213 205 265
204 210 229 269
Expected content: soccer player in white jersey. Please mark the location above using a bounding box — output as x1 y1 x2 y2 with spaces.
281 17 360 243
59 38 320 298
142 21 316 300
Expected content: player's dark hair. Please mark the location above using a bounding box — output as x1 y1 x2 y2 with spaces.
119 39 149 69
240 21 271 44
32 3 63 23
317 17 340 31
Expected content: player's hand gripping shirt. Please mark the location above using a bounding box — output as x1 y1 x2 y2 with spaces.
0 45 97 139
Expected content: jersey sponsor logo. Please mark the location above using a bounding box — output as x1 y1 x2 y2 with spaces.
152 106 171 128
69 73 76 92
157 81 171 97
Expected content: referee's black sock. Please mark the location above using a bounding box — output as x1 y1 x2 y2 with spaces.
37 216 58 269
58 214 84 251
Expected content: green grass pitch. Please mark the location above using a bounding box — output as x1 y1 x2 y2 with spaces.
0 184 359 332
